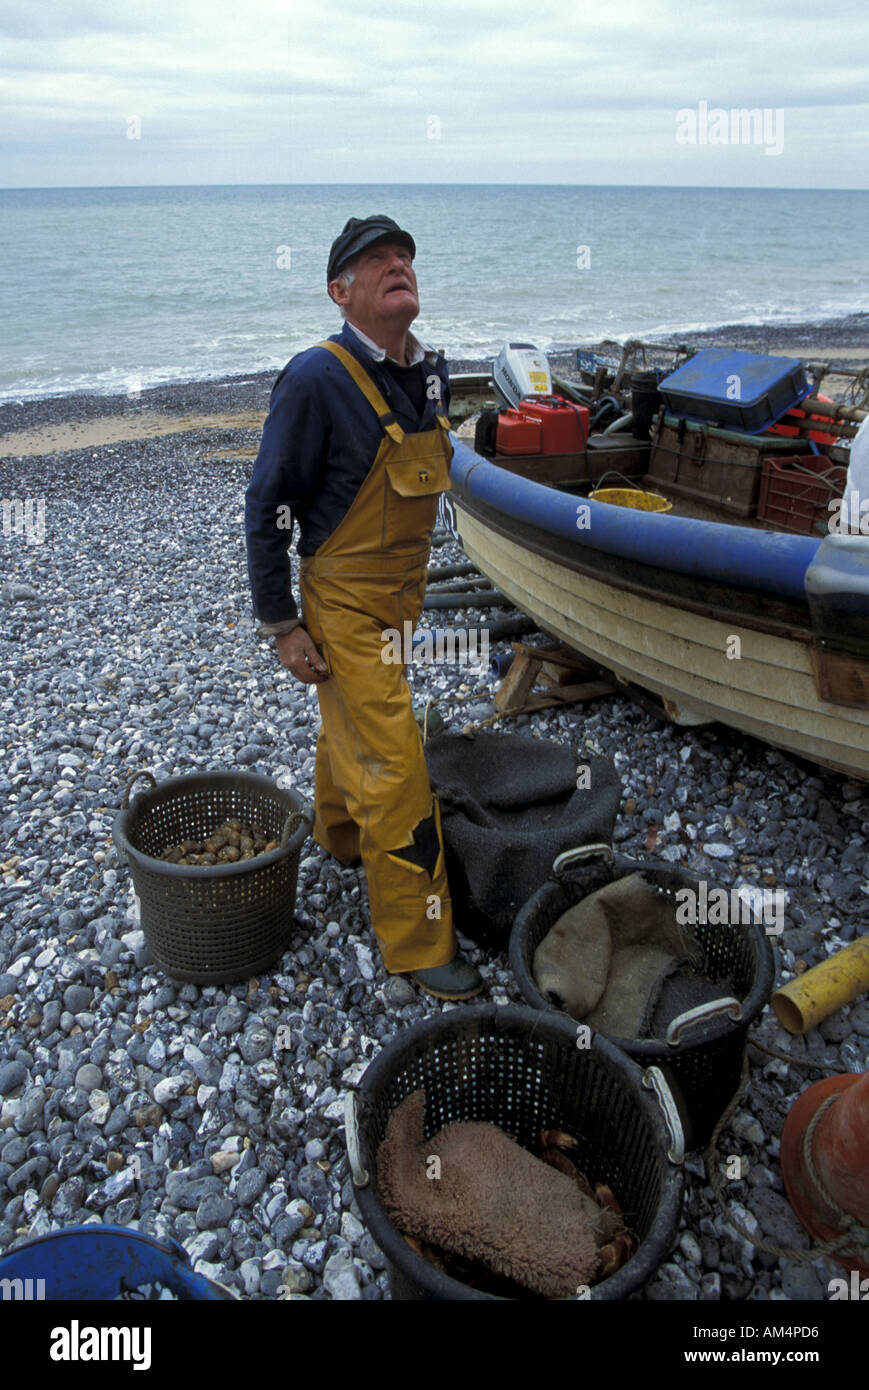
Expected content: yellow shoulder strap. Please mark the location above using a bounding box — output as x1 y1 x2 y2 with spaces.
317 340 405 444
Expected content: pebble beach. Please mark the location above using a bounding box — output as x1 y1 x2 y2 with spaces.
1 324 867 1303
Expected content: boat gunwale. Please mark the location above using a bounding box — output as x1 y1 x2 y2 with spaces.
449 436 822 605
450 486 815 646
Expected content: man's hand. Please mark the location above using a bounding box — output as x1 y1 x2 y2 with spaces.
275 626 329 683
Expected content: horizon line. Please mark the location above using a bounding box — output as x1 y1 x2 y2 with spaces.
1 180 867 194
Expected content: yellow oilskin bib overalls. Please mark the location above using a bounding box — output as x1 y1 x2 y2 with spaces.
298 341 458 974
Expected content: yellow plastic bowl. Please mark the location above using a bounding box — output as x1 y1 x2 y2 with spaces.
589 487 673 513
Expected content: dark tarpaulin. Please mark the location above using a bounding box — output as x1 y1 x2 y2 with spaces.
424 731 620 948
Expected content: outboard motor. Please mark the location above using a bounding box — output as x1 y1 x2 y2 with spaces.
492 343 552 410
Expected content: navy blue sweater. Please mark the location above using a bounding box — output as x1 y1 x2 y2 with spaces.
244 322 451 627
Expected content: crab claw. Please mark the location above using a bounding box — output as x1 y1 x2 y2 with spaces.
541 1148 599 1203
594 1183 624 1218
539 1128 580 1153
597 1231 636 1278
541 1147 577 1180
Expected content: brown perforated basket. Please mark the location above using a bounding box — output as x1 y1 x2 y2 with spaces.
112 769 313 984
347 1004 685 1300
509 845 774 1149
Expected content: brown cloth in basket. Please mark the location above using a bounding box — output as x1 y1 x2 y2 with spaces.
533 873 703 1036
377 1090 601 1298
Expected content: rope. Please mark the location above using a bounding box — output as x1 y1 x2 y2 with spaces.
844 366 869 409
801 1094 868 1258
746 1035 841 1073
419 640 595 743
420 683 518 744
420 690 487 743
704 1039 869 1267
803 1096 841 1213
768 456 843 492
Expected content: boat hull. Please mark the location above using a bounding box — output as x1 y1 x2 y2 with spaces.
444 441 869 782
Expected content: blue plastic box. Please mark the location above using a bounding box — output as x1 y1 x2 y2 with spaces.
658 349 809 434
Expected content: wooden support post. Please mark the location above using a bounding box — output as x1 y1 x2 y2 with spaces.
494 642 615 715
494 652 542 713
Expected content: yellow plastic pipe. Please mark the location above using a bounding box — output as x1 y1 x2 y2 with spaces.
773 935 869 1035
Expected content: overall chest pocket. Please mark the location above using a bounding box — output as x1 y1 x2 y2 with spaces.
381 447 452 549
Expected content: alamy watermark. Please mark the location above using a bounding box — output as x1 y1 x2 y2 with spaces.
50 1322 151 1370
2 496 45 545
675 882 786 935
381 620 489 666
828 1271 869 1300
828 491 869 535
676 102 784 157
0 1275 46 1300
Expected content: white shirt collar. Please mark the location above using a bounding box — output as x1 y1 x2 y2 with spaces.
345 320 438 367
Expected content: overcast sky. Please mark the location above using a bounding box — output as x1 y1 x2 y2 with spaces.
2 0 868 189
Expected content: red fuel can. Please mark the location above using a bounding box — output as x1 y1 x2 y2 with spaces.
519 395 589 454
495 408 542 456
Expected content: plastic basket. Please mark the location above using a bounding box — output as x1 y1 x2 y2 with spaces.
757 455 846 536
0 1225 236 1300
509 846 774 1149
112 769 312 984
346 1004 685 1300
589 469 672 513
589 487 672 513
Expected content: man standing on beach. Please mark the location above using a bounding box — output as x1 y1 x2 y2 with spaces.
245 215 483 1002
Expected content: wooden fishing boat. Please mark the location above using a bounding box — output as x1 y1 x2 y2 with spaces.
442 344 869 781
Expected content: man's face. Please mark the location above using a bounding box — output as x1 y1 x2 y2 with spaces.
329 238 420 331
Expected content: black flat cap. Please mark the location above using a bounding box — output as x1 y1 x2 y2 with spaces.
326 215 416 284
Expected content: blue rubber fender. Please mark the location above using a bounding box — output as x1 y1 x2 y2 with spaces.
448 437 820 602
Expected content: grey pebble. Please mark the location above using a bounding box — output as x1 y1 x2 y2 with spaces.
74 1063 103 1092
196 1194 234 1231
382 976 416 1007
215 1002 248 1036
818 1012 853 1043
322 1248 361 1300
236 1168 267 1207
357 1233 386 1271
239 1028 272 1065
301 1240 328 1272
63 984 93 1013
646 1262 699 1301
14 1084 47 1134
0 1061 28 1096
781 1264 828 1300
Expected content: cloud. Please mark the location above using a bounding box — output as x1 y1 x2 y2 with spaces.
0 0 867 187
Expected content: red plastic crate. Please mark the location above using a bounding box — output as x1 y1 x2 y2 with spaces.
757 455 847 535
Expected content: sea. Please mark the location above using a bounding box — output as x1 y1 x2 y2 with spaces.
1 183 868 404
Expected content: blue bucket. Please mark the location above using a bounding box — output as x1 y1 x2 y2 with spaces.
0 1225 236 1300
